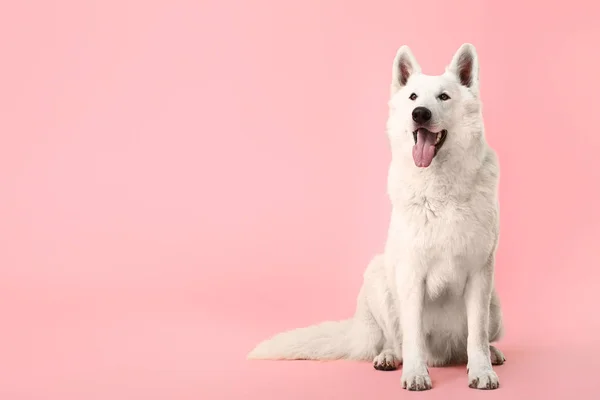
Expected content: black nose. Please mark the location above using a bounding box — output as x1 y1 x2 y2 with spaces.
412 107 432 124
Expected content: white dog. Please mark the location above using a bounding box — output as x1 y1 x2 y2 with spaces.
248 43 505 391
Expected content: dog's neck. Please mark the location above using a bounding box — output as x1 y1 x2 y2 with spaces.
388 139 490 206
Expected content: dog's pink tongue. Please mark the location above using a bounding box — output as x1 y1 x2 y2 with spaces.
412 129 436 168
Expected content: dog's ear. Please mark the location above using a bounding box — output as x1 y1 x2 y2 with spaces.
448 43 479 94
391 46 421 96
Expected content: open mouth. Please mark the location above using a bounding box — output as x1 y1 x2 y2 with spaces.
412 128 447 168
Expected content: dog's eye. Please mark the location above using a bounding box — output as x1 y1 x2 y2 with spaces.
409 93 418 101
438 93 451 101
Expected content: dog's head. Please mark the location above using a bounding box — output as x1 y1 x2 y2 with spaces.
387 43 483 168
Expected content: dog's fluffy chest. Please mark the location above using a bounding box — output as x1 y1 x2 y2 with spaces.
392 199 485 297
390 192 493 254
385 173 497 298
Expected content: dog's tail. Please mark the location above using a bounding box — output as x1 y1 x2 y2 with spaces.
247 318 377 361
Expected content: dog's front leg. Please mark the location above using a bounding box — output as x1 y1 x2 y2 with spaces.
465 262 499 390
398 270 431 391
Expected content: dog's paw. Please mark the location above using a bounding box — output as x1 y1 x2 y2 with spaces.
490 345 506 366
468 369 499 390
401 369 432 391
373 350 400 371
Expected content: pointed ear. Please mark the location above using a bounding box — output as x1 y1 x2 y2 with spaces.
448 43 479 94
391 45 421 96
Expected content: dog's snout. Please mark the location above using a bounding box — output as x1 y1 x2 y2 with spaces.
412 107 432 124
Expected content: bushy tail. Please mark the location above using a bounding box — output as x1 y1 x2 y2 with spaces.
247 318 377 361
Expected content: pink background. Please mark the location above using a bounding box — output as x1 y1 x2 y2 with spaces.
1 0 599 398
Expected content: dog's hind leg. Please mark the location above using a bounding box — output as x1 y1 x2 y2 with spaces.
345 285 385 361
373 340 402 371
488 289 505 366
489 345 505 365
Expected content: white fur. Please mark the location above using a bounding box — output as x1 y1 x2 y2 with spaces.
248 43 504 391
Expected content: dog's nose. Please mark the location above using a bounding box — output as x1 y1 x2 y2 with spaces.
412 107 432 124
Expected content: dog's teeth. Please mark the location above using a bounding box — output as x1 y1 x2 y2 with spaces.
435 132 441 144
